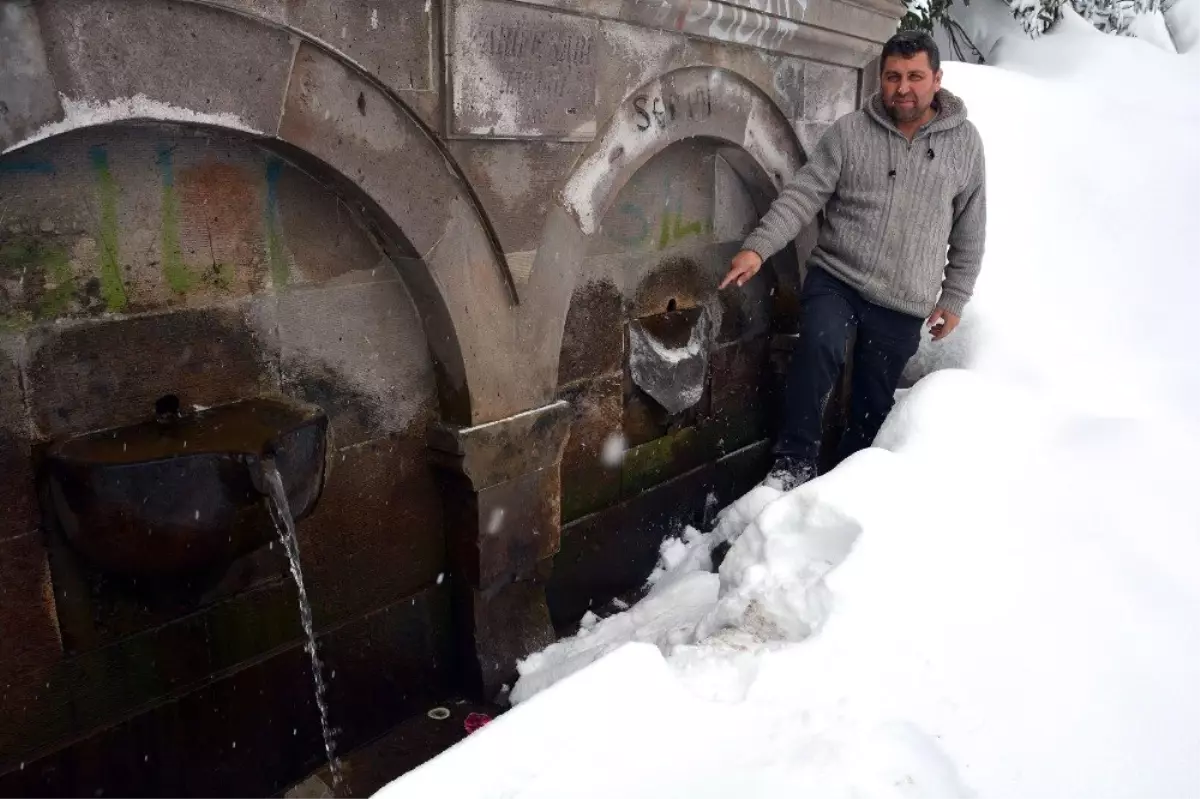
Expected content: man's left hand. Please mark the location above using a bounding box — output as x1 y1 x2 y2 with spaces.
926 307 960 341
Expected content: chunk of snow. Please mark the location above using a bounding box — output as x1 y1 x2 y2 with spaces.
1164 0 1200 50
1128 10 1179 50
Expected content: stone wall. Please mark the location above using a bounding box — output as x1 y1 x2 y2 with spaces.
0 122 451 796
0 0 903 794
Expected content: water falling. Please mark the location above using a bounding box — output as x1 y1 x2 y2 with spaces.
261 459 343 788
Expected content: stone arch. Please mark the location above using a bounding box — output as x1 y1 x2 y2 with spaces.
521 66 806 387
5 0 522 426
533 67 811 624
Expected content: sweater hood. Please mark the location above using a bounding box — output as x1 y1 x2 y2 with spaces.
866 88 969 137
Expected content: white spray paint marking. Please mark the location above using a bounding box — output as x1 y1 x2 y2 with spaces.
370 8 379 29
3 93 263 155
561 108 648 234
646 0 808 53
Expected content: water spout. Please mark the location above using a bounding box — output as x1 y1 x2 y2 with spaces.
260 458 342 789
43 397 329 578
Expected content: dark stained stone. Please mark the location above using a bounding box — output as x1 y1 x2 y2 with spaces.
559 375 623 524
557 279 624 386
297 434 444 631
0 343 35 542
453 575 554 700
558 374 622 475
441 464 561 589
24 305 276 440
548 438 771 632
0 533 61 681
708 336 769 421
320 585 456 756
0 582 454 798
549 461 715 631
620 425 711 498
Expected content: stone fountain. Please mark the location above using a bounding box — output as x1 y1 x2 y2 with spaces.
39 395 343 785
41 396 328 577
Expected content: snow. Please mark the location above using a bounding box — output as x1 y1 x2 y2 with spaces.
2 93 263 155
1128 9 1179 50
943 0 1200 59
1165 0 1200 50
509 487 784 705
377 22 1200 799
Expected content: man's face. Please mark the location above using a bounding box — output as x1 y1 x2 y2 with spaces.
881 52 942 124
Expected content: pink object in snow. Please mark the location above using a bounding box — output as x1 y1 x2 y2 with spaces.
463 712 492 734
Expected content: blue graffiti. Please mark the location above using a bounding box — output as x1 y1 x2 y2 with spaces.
156 144 175 186
0 159 55 175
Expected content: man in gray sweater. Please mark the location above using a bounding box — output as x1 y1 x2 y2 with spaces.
720 31 987 489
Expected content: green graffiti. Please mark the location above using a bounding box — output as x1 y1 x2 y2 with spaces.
157 146 195 295
0 234 78 323
90 146 128 311
657 211 713 250
37 246 75 318
264 157 289 288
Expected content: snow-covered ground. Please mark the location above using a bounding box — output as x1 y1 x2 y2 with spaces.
378 14 1200 799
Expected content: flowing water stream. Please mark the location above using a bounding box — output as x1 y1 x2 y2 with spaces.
261 459 343 788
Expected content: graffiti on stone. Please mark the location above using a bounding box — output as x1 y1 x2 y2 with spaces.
604 160 715 252
471 24 594 65
625 0 810 54
0 138 297 327
452 1 598 138
632 87 713 133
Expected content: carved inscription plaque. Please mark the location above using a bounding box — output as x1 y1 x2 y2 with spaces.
451 0 598 139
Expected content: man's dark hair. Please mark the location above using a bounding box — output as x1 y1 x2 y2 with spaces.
881 30 941 73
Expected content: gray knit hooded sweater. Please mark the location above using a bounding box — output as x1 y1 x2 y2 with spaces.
743 88 987 318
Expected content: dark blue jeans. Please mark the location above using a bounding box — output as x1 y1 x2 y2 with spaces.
776 266 924 466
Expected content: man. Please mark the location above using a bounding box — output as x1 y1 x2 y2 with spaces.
719 30 987 490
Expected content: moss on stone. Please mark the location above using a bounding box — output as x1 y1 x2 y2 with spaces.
0 232 79 322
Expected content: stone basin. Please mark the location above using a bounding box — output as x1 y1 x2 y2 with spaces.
41 397 329 577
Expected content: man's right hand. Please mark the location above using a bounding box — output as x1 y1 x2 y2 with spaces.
719 250 764 290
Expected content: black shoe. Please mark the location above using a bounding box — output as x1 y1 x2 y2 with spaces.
764 457 817 491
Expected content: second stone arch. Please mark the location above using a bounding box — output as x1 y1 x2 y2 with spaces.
533 65 837 630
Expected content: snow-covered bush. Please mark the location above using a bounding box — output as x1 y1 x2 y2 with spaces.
904 0 1163 37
